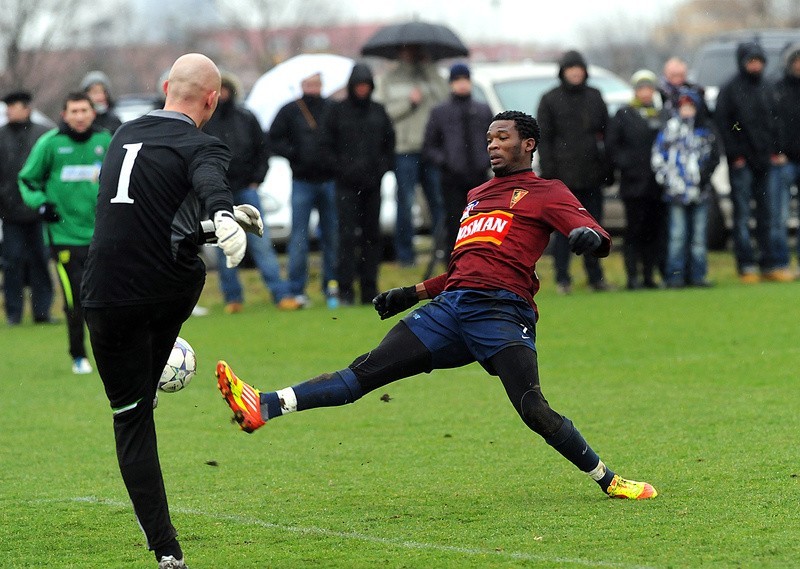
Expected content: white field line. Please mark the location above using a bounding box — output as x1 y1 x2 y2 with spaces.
60 496 657 569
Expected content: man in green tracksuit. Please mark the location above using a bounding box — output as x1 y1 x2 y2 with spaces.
18 92 112 374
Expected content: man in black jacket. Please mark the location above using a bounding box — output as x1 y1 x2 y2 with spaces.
270 73 338 306
423 63 494 260
769 43 800 273
537 50 613 294
321 63 395 305
0 91 53 325
204 73 297 312
715 42 787 283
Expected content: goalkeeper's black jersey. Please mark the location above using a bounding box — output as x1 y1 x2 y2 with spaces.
82 110 233 307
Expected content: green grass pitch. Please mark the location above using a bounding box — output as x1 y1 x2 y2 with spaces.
1 251 799 568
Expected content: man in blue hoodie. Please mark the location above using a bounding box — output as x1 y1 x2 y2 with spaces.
715 41 787 283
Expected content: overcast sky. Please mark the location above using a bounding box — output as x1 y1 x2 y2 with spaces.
341 0 686 46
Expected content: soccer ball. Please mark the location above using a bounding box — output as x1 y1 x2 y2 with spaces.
158 337 196 393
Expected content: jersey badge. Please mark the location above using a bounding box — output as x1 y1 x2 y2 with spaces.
510 189 528 209
460 199 479 222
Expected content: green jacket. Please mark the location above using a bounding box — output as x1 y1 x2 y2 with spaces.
18 125 111 246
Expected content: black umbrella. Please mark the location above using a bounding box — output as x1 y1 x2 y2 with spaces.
361 21 469 60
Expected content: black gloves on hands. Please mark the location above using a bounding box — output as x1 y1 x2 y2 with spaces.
38 203 60 223
568 226 602 255
372 286 419 320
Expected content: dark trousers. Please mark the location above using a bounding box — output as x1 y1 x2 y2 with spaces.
336 183 382 304
52 245 88 358
84 281 202 558
2 221 53 323
622 197 665 286
440 171 489 258
553 187 605 286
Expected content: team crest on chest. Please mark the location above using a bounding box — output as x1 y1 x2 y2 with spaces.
510 189 528 209
460 199 480 222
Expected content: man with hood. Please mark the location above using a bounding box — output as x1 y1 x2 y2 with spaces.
270 73 338 306
321 63 395 305
423 63 494 261
18 92 112 373
203 73 297 312
769 43 800 272
0 90 53 325
537 50 613 294
81 70 123 134
714 41 787 283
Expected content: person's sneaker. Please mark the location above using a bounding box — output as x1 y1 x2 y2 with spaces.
556 283 572 295
605 474 658 500
216 360 265 433
224 302 243 314
157 555 188 569
762 268 794 283
590 280 615 292
277 297 301 311
72 357 93 375
190 305 209 317
739 273 760 284
294 294 310 308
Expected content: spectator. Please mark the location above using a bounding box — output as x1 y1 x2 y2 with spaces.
423 62 493 260
659 57 709 116
607 70 670 290
270 73 338 306
714 42 789 283
652 89 720 288
321 62 395 305
81 70 123 134
537 49 614 294
374 45 449 266
0 90 54 325
769 43 800 274
18 92 112 373
203 72 298 312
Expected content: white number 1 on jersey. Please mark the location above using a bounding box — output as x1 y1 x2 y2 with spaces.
110 142 143 204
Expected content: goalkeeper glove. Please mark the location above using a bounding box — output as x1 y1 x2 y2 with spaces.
214 210 247 268
233 204 264 237
568 226 601 255
372 286 419 320
38 203 60 223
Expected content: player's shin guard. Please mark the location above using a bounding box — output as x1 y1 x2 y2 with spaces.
545 416 615 489
262 368 364 419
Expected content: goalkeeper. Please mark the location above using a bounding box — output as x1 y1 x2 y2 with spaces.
218 110 658 501
82 54 261 569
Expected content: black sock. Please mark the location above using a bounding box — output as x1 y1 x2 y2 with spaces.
545 416 615 490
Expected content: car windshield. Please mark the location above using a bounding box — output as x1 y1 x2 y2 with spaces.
476 74 632 117
692 47 787 87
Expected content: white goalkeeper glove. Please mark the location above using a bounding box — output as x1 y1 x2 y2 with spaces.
233 204 264 237
214 210 247 268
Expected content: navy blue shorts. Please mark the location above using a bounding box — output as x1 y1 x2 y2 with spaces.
402 288 537 374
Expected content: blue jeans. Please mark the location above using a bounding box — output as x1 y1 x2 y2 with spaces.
665 200 708 286
2 221 53 323
216 187 289 304
288 179 337 296
767 161 799 267
729 164 774 274
394 153 444 265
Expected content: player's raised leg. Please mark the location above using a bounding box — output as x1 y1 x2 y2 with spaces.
217 321 432 433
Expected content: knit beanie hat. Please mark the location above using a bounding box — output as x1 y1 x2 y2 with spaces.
630 69 657 89
449 63 470 82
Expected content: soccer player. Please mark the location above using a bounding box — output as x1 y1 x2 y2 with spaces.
82 54 252 569
217 110 658 501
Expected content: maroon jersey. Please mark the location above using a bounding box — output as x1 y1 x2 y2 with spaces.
422 169 610 314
